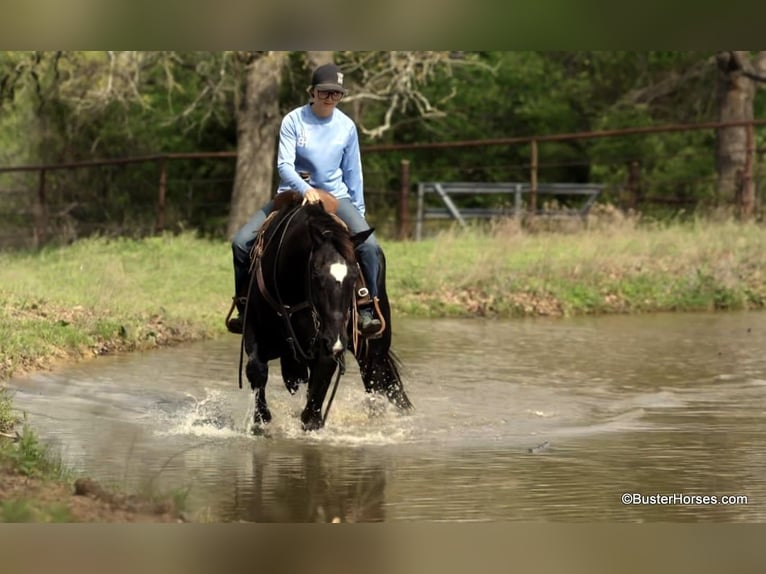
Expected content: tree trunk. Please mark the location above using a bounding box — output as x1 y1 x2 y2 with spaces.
715 51 766 219
227 52 287 238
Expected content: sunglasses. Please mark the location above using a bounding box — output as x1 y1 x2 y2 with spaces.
316 89 344 101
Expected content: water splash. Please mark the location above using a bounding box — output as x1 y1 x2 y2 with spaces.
156 389 243 438
238 388 417 445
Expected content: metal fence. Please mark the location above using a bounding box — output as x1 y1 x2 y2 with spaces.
414 182 604 240
1 119 765 249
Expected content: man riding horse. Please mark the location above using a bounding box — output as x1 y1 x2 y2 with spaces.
225 63 412 430
228 63 382 337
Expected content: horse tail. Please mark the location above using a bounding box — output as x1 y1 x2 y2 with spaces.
361 344 413 412
386 350 414 411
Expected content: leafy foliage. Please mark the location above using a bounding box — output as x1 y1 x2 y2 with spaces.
1 51 765 242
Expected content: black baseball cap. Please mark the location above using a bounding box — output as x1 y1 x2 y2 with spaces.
311 63 347 93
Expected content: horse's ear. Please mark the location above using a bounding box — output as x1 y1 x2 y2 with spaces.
350 228 374 247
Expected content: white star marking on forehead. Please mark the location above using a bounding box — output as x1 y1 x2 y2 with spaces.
329 261 347 283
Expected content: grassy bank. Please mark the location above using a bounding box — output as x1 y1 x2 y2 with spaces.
386 218 766 318
1 219 765 381
0 218 764 520
0 233 229 381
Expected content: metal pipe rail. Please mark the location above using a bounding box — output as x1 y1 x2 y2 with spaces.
415 181 603 240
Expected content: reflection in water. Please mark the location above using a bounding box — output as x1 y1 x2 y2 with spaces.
224 444 386 523
7 311 766 522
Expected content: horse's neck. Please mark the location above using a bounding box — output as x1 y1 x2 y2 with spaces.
265 217 311 292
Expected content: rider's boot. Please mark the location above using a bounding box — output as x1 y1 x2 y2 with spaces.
357 302 382 336
226 296 247 334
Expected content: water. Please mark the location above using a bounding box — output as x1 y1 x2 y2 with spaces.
7 311 766 522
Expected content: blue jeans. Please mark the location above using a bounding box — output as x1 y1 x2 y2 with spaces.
231 197 380 309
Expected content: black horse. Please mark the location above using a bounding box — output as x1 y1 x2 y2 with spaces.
240 192 412 431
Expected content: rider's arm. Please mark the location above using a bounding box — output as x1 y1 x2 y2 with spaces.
277 114 312 195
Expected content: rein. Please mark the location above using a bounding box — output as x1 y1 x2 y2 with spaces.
322 353 345 426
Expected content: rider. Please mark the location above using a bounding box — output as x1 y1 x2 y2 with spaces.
227 62 382 337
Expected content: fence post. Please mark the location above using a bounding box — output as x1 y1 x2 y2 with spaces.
530 139 538 217
398 159 410 239
514 183 522 221
756 148 765 219
156 158 167 233
34 169 48 248
626 160 642 210
415 183 424 241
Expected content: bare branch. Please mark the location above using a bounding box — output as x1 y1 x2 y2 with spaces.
337 51 491 139
719 50 766 83
621 54 718 106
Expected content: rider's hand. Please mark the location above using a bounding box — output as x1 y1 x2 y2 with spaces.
303 188 321 204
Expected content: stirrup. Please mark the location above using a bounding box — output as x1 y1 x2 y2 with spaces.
357 305 383 338
225 295 247 334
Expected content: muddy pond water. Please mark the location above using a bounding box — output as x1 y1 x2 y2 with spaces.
8 312 766 522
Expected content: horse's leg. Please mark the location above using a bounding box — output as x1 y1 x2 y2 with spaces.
353 247 413 412
253 384 271 427
300 355 338 431
350 319 412 409
245 338 272 426
356 340 413 412
280 354 308 395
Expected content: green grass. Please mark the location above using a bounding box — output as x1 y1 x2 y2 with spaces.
384 218 766 317
0 233 229 322
0 387 16 434
0 420 68 480
0 222 764 382
0 409 77 522
0 233 231 380
0 499 73 523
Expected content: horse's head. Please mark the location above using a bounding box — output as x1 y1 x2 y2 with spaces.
307 210 359 357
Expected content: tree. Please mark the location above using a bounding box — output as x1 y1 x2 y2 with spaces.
3 51 478 240
715 51 766 219
228 52 288 237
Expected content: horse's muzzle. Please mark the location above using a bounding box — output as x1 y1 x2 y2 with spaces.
324 333 347 356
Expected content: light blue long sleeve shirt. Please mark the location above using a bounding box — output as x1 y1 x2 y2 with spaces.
276 103 366 216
